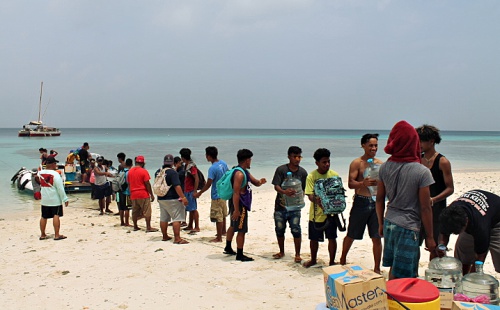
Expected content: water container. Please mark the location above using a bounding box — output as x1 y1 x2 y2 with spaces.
386 278 440 310
456 261 499 305
363 158 379 200
281 172 305 211
425 244 463 289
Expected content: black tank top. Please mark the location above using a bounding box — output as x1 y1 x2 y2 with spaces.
430 153 446 208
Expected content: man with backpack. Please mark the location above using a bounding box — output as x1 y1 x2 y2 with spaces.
180 148 201 234
194 146 229 243
303 148 341 268
225 149 267 261
155 154 189 244
116 156 132 227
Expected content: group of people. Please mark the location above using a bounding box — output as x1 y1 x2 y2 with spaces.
37 123 500 273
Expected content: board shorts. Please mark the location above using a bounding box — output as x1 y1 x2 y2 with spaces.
158 199 186 223
80 161 89 174
117 192 130 211
131 198 152 218
41 205 63 219
185 191 197 212
346 195 380 240
210 199 228 223
229 200 248 233
382 219 420 278
274 209 301 238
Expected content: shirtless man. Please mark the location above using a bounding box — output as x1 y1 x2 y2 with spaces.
340 133 383 273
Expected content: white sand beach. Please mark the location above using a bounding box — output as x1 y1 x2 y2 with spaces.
1 171 499 309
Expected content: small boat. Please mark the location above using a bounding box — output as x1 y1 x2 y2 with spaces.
11 165 92 197
18 82 61 137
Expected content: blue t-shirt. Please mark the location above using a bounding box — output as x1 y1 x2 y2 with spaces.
208 159 228 200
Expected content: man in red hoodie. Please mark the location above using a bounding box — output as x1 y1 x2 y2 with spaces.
376 120 435 279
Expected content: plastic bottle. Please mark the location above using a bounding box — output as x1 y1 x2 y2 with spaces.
281 172 305 211
456 261 499 305
425 244 463 289
363 158 379 200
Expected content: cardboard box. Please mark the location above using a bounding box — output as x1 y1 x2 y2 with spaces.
451 301 500 309
323 264 388 310
439 288 454 310
64 164 75 173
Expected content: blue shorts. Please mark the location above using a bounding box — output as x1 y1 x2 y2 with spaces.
382 219 420 278
185 191 197 212
308 218 338 242
274 209 301 238
347 195 380 240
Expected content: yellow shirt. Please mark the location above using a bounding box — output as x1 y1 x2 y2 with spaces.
305 169 339 222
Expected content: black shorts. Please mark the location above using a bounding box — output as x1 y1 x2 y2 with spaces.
94 182 110 200
229 200 248 233
346 195 380 239
41 205 63 219
419 204 446 245
308 218 337 242
117 192 130 211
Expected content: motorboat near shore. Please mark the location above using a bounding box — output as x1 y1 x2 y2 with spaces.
11 165 91 199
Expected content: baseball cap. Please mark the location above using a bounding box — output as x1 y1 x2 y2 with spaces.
96 156 104 162
163 154 174 165
135 155 145 163
46 157 59 164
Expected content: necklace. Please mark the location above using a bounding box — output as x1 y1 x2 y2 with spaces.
423 152 438 166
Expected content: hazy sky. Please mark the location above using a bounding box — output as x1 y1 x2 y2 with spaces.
1 1 499 130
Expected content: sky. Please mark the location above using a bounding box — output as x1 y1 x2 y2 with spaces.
1 0 499 131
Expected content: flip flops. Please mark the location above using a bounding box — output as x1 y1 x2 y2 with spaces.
174 239 189 244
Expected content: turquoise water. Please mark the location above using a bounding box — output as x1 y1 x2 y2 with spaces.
2 128 500 213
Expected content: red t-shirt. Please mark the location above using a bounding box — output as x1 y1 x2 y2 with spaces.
127 166 151 200
184 165 198 192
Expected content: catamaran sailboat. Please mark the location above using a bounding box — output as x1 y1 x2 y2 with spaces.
18 82 61 137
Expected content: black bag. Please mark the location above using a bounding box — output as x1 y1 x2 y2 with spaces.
313 214 347 232
334 213 347 232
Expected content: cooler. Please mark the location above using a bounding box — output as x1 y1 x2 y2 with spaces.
65 172 76 181
386 278 440 310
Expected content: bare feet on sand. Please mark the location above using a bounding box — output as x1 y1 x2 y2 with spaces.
273 253 285 259
303 260 317 268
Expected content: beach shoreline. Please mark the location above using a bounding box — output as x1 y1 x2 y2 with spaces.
1 171 499 309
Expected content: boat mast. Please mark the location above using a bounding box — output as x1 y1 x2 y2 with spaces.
38 81 43 123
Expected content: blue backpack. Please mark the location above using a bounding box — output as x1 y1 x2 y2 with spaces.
216 167 247 200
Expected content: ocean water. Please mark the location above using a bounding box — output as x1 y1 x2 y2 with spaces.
2 128 500 213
